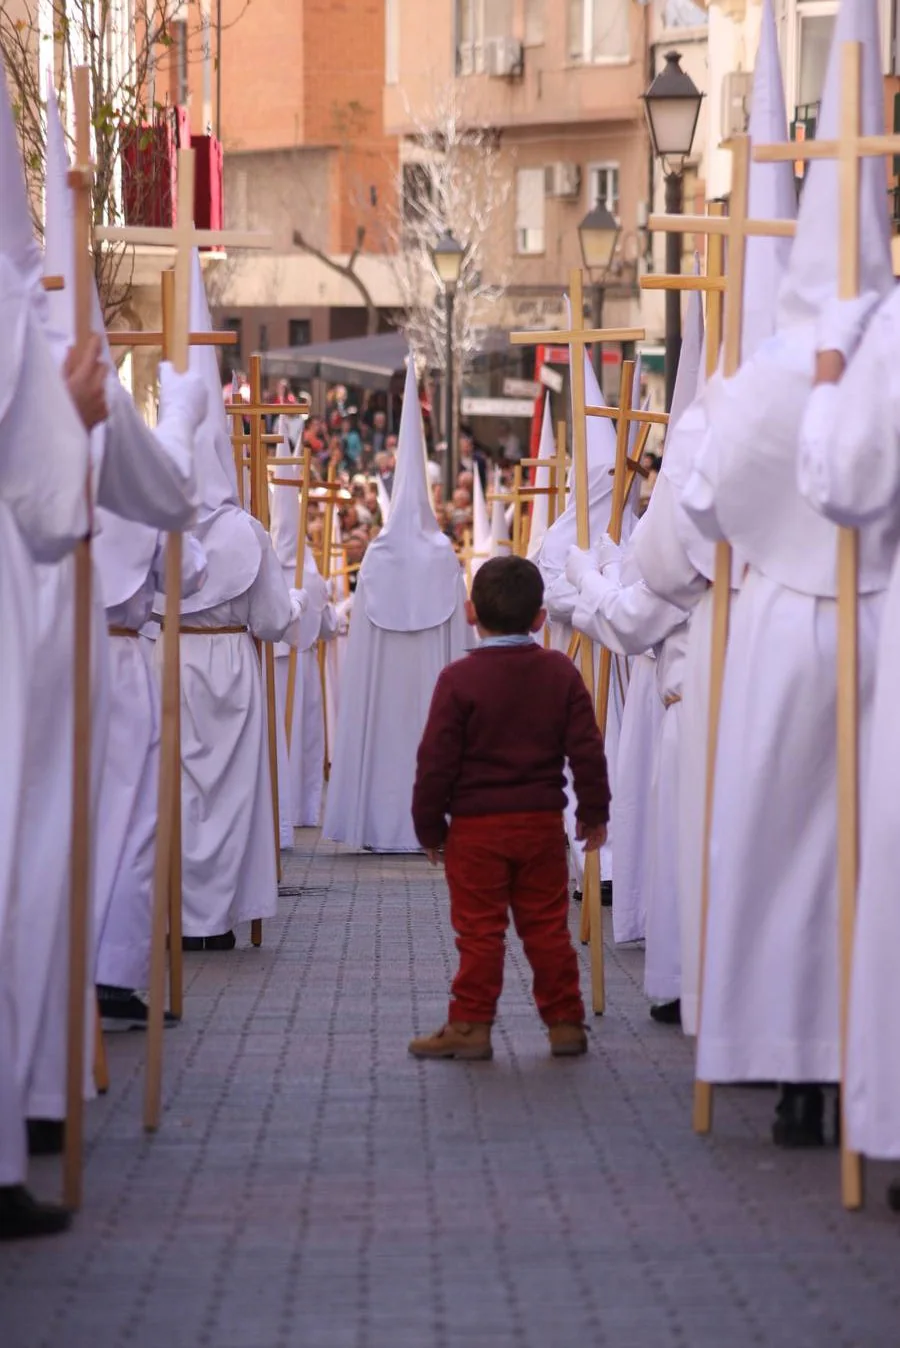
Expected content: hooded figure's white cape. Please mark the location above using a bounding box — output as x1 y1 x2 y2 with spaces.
570 293 706 1003
797 266 900 1151
0 55 91 1182
323 357 469 852
268 413 337 831
167 254 302 938
688 0 898 1084
11 86 199 1123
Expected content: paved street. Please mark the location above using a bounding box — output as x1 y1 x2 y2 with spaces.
3 829 899 1348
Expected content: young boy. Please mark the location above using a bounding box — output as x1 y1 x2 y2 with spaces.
409 556 610 1061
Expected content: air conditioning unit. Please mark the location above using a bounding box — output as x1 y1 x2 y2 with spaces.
485 36 523 79
544 161 581 199
721 70 753 140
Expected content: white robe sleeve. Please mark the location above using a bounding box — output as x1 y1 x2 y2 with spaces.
246 528 302 645
572 571 687 657
798 297 900 527
680 432 727 544
0 275 89 561
96 378 198 531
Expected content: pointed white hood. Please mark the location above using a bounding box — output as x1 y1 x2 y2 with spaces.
489 468 510 557
526 396 555 561
42 87 159 607
180 249 262 614
470 452 491 577
268 410 328 650
777 0 892 331
361 356 461 632
0 55 44 425
0 53 44 294
669 0 796 581
538 345 618 579
634 287 705 590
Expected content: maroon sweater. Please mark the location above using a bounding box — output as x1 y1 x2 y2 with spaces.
412 644 611 850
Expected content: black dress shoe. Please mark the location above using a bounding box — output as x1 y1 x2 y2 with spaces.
650 999 682 1026
572 889 583 905
97 986 180 1031
27 1119 65 1157
0 1186 70 1241
600 881 613 908
772 1084 825 1148
182 930 236 952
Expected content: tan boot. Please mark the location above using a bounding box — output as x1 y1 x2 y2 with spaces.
408 1022 493 1061
548 1023 588 1058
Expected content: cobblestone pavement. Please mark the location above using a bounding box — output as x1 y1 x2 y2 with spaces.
3 830 899 1348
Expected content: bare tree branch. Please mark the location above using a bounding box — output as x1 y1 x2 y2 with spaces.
291 225 379 336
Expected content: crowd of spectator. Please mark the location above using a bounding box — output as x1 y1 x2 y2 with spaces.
226 370 664 585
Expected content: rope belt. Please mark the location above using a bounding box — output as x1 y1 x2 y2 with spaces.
180 625 248 635
107 626 140 638
664 694 682 708
150 616 248 636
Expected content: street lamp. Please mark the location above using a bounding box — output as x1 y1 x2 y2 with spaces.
642 51 704 410
577 199 621 383
431 230 466 500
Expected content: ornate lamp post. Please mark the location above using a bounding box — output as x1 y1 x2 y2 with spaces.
642 51 704 410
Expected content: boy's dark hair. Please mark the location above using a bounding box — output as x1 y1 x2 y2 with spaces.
471 556 544 635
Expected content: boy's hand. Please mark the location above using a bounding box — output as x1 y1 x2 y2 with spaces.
575 821 608 853
425 848 443 867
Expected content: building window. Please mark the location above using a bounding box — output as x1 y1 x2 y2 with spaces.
456 0 513 74
386 0 399 85
289 319 311 348
567 0 629 64
586 163 620 220
515 167 545 255
258 323 269 353
524 0 544 46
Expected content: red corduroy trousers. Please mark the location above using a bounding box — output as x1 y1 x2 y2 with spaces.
444 812 584 1026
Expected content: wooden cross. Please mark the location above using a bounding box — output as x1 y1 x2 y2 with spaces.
95 142 274 1133
755 42 900 1210
516 454 570 554
510 271 643 1015
280 454 345 767
647 141 800 1143
62 65 95 1212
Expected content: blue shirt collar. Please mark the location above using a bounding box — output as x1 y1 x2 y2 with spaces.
478 634 536 649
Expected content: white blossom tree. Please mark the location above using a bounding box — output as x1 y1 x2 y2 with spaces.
382 87 512 389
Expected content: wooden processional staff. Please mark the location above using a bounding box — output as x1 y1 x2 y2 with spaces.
511 275 644 1015
647 143 798 1142
62 66 97 1210
95 129 272 1135
753 39 900 1210
224 355 306 914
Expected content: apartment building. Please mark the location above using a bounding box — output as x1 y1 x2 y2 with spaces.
163 0 403 374
384 0 652 402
